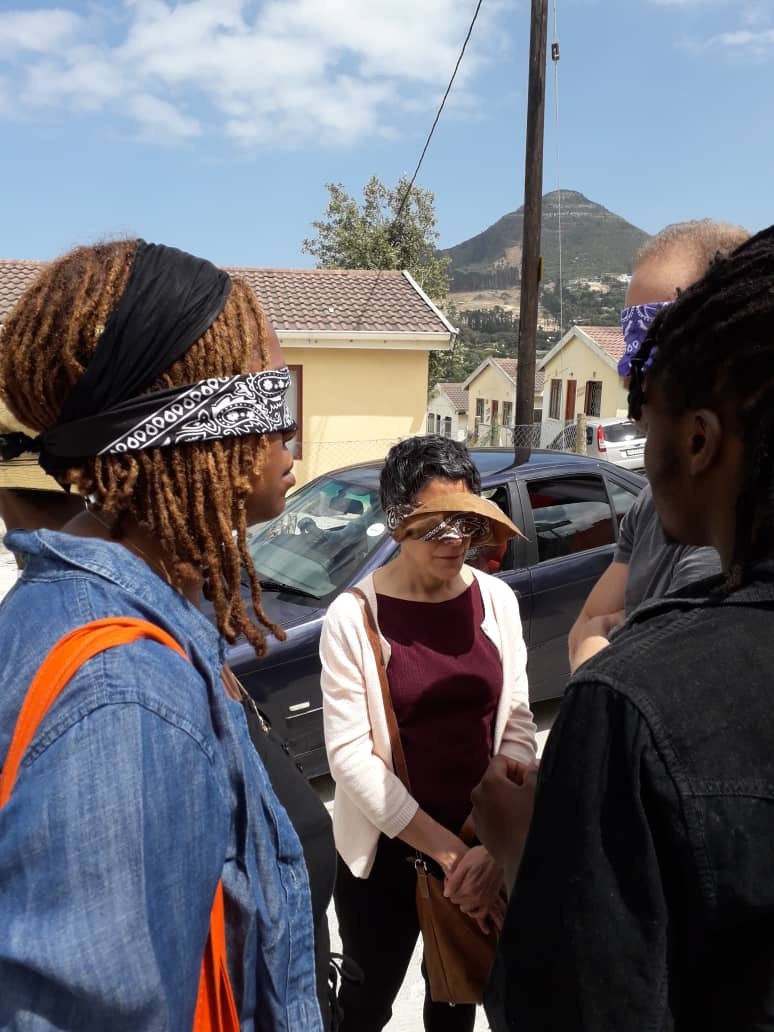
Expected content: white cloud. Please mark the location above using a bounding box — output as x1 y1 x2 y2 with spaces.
0 0 503 147
709 28 774 45
649 0 734 6
125 93 201 140
704 26 774 55
649 0 774 56
0 8 82 54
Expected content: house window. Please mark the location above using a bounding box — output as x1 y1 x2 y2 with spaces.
443 416 452 438
502 401 513 427
427 412 434 433
584 380 603 417
287 365 303 458
475 398 485 421
548 379 562 420
435 414 441 433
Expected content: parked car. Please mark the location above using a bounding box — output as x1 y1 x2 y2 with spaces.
549 418 646 472
223 449 646 777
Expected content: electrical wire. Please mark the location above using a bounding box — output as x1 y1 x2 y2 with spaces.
352 0 485 328
393 0 485 226
551 0 563 335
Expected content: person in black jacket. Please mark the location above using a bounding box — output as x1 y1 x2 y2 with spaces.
475 225 774 1031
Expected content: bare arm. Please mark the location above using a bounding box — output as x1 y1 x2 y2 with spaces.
568 561 629 673
397 808 468 875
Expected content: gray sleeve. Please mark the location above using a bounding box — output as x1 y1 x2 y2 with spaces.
667 546 722 594
613 487 648 566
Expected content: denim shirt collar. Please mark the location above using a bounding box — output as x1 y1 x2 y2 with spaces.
5 528 226 668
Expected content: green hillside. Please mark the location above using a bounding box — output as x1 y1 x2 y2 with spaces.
442 190 649 290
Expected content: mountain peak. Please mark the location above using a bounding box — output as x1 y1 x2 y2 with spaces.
442 191 648 291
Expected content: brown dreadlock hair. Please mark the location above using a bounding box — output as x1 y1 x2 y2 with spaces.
629 224 774 585
0 239 285 655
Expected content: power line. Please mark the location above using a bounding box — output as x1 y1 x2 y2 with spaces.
393 0 485 226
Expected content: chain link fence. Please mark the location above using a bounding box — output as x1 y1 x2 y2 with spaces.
467 419 585 452
295 421 589 487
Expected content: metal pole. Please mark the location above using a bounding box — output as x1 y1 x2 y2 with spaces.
515 0 549 441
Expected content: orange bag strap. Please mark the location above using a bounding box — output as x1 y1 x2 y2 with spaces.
0 617 239 1032
195 881 240 1032
0 617 187 807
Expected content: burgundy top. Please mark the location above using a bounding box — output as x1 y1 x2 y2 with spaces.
376 580 502 833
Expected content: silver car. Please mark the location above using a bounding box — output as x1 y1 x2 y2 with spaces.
549 418 646 472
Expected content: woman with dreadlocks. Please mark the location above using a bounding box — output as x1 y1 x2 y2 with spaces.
476 226 774 1031
0 240 323 1030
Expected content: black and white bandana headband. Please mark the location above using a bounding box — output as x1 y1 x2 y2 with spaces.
104 367 295 454
0 241 298 473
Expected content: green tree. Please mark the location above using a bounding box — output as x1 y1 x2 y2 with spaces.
302 175 451 304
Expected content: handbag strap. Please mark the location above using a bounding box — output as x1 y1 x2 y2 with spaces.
349 587 412 793
349 588 481 850
0 616 239 1032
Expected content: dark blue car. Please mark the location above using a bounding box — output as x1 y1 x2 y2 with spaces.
226 448 646 777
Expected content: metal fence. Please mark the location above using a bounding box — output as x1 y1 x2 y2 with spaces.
468 419 583 452
294 420 588 487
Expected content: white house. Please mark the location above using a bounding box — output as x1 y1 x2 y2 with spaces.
426 382 469 440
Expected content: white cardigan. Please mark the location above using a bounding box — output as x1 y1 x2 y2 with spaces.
320 566 537 878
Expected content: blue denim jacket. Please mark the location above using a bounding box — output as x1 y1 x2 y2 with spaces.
0 530 322 1032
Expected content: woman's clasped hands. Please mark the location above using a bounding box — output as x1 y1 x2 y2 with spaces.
443 843 507 935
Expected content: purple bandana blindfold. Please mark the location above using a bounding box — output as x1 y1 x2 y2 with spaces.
618 301 671 377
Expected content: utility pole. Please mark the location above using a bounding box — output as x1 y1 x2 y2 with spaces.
515 0 549 436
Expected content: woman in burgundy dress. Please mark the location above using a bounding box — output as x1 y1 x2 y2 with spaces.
320 435 537 1032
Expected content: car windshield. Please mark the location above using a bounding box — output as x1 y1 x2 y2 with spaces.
603 421 642 443
247 473 388 599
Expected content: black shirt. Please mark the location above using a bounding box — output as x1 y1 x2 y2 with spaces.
487 567 774 1031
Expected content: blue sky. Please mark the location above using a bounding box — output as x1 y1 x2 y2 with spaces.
1 0 771 268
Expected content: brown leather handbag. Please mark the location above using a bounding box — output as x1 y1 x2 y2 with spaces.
350 589 498 1005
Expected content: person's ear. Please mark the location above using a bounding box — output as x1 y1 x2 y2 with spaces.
687 408 723 476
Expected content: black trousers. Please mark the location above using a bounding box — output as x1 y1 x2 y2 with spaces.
334 835 476 1032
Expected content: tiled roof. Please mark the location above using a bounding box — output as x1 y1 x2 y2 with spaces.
492 358 545 393
0 260 452 336
438 382 468 412
577 325 626 363
493 358 517 380
0 260 44 324
229 268 451 335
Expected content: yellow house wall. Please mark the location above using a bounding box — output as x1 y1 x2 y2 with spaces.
285 346 429 486
467 365 513 428
466 363 542 440
541 336 627 419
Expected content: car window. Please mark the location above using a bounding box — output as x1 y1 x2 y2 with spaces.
607 479 639 528
527 474 616 562
247 473 388 598
466 483 514 574
603 421 642 443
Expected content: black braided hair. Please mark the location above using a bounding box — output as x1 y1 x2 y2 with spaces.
630 225 774 581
